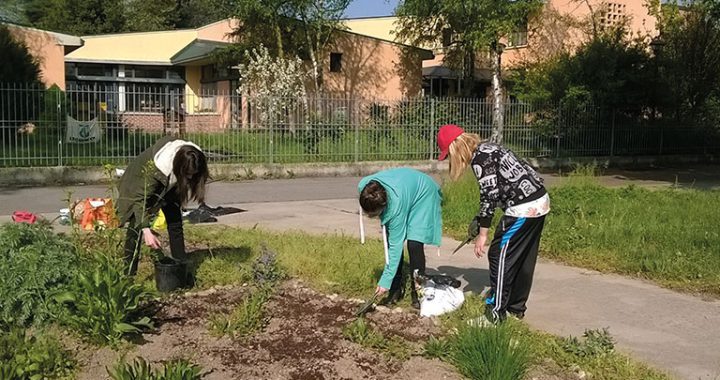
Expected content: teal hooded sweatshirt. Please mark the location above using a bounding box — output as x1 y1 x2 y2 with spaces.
358 168 443 289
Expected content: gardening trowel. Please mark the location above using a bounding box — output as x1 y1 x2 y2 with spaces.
451 237 473 255
355 291 380 317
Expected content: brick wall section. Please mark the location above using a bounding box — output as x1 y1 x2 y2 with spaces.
185 114 224 132
119 112 226 133
120 113 164 133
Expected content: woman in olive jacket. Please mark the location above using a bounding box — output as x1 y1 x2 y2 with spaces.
117 136 209 275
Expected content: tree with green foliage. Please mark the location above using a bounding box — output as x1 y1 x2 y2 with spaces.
396 0 544 143
222 0 350 94
25 0 125 35
511 29 653 109
651 0 720 126
0 24 41 84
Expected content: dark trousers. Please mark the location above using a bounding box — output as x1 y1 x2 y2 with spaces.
486 215 546 321
388 240 426 297
123 190 186 275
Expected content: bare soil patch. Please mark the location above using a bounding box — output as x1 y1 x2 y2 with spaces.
74 280 461 380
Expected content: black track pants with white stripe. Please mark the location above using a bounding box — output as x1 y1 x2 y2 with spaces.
486 214 546 321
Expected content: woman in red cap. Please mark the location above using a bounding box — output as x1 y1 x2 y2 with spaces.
437 124 549 322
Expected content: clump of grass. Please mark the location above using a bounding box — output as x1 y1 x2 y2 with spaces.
423 335 452 360
342 318 411 361
108 357 202 380
451 324 530 380
208 290 269 339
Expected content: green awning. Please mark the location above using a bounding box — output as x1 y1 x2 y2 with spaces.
171 39 231 66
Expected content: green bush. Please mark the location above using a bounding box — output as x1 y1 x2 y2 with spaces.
450 324 531 380
0 326 75 380
108 358 202 380
0 223 79 326
55 252 154 346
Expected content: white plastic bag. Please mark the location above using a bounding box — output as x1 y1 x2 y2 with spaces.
419 280 465 317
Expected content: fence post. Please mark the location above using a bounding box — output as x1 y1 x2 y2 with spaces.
354 98 359 163
429 98 436 160
56 90 63 167
269 100 274 165
610 109 615 158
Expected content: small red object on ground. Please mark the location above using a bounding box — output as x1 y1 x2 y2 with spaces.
12 211 37 224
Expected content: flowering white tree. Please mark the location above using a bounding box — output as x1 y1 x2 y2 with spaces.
237 45 308 130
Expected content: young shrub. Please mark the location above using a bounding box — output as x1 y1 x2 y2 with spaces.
55 252 154 346
451 324 531 380
208 291 268 339
0 223 79 326
562 328 615 358
108 357 202 380
0 326 75 380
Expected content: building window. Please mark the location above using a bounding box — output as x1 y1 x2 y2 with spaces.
600 2 626 29
330 53 342 73
507 20 529 47
199 82 217 112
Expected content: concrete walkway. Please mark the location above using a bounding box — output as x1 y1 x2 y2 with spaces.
1 165 719 379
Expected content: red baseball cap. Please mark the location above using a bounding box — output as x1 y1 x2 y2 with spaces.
437 124 464 161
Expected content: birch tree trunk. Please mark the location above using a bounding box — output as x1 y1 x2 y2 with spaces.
490 44 505 144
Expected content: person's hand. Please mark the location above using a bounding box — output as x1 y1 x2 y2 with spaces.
467 218 480 239
142 228 161 249
375 286 388 296
474 229 489 258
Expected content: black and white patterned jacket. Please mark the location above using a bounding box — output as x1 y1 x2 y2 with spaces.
471 142 549 228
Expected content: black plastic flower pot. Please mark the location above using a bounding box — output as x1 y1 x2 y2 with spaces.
154 257 187 292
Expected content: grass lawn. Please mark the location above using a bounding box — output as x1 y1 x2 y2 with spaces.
441 170 720 296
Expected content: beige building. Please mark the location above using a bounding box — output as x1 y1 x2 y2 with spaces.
344 0 659 97
6 19 430 132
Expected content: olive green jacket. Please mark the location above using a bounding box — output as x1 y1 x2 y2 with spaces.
116 136 179 228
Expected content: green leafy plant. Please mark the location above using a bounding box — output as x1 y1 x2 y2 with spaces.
252 245 284 287
451 324 530 380
0 222 79 326
342 318 411 361
56 252 154 345
208 290 268 339
562 328 615 358
108 357 202 380
0 326 75 380
424 335 452 360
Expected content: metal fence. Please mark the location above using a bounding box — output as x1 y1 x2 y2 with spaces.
0 84 718 167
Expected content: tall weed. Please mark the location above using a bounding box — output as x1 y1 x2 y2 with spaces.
56 252 154 346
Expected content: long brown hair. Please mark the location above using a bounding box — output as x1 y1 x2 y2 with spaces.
173 145 209 205
448 133 482 181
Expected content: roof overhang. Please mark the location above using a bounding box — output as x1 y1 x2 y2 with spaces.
422 66 492 81
171 39 232 66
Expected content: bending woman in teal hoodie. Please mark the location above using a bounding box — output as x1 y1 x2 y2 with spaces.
358 168 442 308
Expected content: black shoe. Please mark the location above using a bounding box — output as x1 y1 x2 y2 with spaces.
379 288 404 306
410 287 421 309
507 311 525 320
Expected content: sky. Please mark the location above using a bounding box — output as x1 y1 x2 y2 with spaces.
344 0 400 18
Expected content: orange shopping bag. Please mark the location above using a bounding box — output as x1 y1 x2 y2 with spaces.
79 198 119 230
